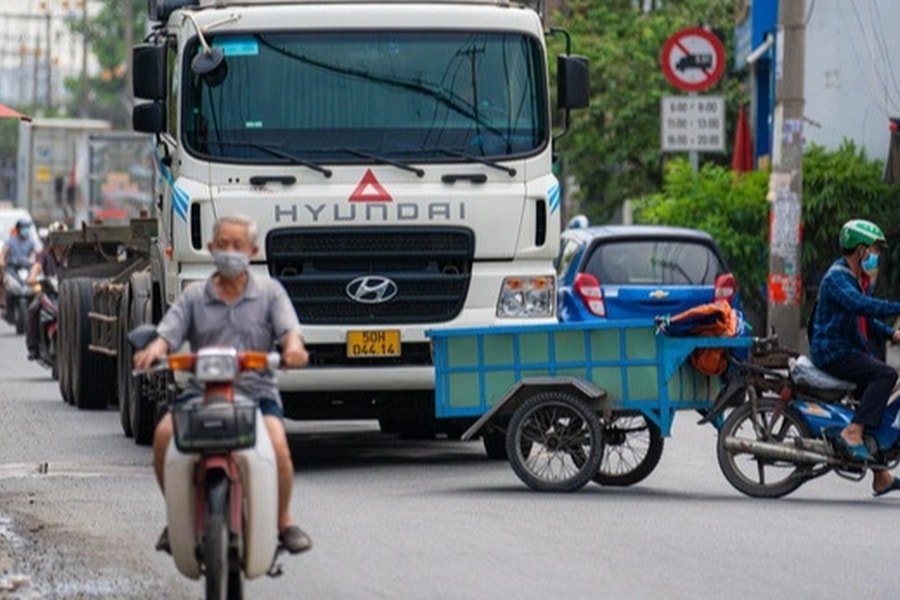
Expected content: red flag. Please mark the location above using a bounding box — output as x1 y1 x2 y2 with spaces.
0 102 30 121
731 104 753 172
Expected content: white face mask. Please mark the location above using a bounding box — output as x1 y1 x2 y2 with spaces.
212 250 249 277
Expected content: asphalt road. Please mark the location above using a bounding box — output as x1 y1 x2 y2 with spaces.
3 321 900 599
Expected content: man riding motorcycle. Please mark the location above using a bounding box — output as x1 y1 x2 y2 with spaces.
26 221 67 361
133 214 313 554
1 218 38 324
809 219 900 496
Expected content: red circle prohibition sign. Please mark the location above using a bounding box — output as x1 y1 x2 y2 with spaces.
660 27 726 93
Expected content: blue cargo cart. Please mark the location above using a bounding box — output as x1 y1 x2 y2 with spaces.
428 320 750 492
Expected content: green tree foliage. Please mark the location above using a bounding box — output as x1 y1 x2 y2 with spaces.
65 1 147 126
553 0 742 222
802 141 900 288
632 140 900 329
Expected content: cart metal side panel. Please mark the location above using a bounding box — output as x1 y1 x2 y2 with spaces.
429 320 750 435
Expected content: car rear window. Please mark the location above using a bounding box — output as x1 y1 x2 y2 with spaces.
583 239 725 285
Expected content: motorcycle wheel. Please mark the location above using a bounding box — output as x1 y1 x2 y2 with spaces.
593 413 664 487
716 398 814 498
15 296 27 335
57 279 75 405
505 391 603 492
4 291 13 326
49 334 58 380
117 284 133 438
204 476 231 600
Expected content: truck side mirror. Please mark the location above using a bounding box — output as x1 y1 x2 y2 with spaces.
133 102 167 135
133 44 167 101
557 55 590 110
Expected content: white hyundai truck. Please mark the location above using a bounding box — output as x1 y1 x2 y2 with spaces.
58 0 589 447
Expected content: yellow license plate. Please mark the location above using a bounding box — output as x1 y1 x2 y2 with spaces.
346 330 401 358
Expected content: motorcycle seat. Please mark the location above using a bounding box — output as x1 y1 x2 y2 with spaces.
788 355 855 394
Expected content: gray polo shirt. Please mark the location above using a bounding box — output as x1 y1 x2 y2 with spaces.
156 273 301 404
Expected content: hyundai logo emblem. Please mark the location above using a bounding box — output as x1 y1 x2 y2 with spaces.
346 276 399 304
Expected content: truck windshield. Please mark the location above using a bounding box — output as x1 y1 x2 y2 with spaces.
183 31 548 163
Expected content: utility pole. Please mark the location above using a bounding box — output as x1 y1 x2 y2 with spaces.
79 1 89 117
45 12 52 112
124 0 134 115
766 0 805 350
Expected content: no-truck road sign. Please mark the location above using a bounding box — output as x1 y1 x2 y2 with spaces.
660 27 726 93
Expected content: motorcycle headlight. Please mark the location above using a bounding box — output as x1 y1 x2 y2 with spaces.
496 276 555 318
194 348 239 382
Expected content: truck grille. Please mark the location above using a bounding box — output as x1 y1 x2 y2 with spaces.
266 226 474 326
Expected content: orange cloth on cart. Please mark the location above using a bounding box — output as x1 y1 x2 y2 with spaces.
660 301 741 376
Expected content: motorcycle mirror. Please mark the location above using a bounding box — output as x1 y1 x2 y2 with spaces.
127 324 159 350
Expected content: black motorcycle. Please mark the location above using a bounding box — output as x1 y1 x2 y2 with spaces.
4 264 36 335
34 275 59 378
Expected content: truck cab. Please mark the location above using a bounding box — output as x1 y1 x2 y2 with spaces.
131 0 589 434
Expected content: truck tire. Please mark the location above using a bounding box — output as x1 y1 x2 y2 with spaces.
129 272 156 445
70 278 116 410
57 278 75 405
117 283 133 438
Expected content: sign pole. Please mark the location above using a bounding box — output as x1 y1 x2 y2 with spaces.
766 0 805 350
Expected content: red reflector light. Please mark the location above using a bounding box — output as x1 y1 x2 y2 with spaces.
574 273 606 316
714 273 736 303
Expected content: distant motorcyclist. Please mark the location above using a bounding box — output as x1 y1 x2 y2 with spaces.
1 219 38 318
26 221 66 360
0 219 37 271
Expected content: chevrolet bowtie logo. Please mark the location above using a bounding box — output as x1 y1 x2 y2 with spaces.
649 290 669 299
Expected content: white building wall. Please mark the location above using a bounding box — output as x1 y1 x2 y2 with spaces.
804 0 900 162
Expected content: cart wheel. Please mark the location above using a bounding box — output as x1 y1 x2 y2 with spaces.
593 414 664 486
505 391 603 492
483 430 532 460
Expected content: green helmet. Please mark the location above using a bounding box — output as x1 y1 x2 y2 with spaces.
839 219 885 250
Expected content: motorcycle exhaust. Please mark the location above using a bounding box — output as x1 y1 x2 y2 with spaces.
722 436 842 466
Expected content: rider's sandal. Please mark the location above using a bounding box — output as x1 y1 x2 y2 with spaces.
873 477 900 497
155 527 171 554
834 436 873 462
279 525 313 554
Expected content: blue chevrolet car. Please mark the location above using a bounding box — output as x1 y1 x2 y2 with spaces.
556 224 740 322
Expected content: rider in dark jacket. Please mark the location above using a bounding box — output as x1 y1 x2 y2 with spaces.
25 222 66 360
810 219 900 496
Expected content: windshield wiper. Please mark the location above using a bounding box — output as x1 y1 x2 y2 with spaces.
206 141 333 178
437 149 516 177
330 148 424 178
651 258 694 285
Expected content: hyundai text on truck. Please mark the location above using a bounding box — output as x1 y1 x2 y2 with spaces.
53 0 589 449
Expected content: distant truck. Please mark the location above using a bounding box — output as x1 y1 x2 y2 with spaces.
17 118 112 226
81 131 156 225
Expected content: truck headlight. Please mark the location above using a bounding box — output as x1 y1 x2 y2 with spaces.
496 276 554 318
195 348 239 382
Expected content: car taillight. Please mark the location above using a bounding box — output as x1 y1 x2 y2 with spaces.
574 273 606 317
714 273 736 303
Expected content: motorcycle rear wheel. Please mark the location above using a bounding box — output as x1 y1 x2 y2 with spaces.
716 398 814 498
